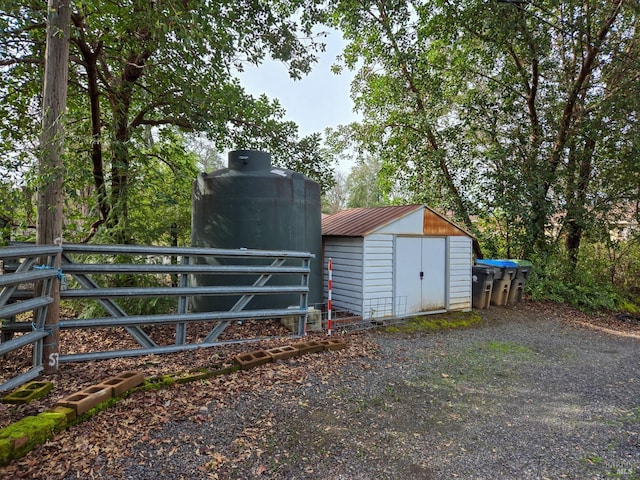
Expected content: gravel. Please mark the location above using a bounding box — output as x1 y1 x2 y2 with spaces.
3 302 640 479
116 304 640 479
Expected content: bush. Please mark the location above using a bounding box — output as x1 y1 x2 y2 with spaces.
526 244 637 313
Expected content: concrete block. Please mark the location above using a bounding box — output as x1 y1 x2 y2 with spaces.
57 385 112 415
210 365 241 376
97 371 144 397
306 308 322 331
0 438 11 465
266 345 300 361
12 434 29 449
46 405 76 422
233 350 272 370
175 371 210 384
281 306 322 332
294 341 324 355
318 338 348 351
36 411 68 432
2 381 54 404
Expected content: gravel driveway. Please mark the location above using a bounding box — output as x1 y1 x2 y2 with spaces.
3 303 639 479
118 305 640 480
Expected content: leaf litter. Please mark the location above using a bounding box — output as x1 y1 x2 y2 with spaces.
1 302 638 479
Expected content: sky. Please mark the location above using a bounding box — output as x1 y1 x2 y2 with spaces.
237 30 360 173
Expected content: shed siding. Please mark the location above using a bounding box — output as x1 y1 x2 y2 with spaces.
362 234 394 318
374 209 423 235
323 237 363 314
447 236 472 310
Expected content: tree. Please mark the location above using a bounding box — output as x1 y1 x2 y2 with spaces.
322 169 348 214
346 154 384 208
1 0 330 243
186 134 225 173
327 0 476 230
269 132 336 194
327 0 640 264
448 0 638 261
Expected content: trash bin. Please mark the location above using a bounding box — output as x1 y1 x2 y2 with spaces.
476 259 518 306
472 265 494 309
506 259 533 304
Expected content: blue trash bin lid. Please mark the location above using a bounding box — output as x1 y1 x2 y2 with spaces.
476 259 518 269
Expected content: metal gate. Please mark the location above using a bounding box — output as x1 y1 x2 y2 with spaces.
1 243 313 392
0 244 61 391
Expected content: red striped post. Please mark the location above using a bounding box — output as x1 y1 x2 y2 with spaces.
327 258 333 336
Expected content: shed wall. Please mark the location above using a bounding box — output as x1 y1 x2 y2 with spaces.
323 237 364 314
447 236 473 311
374 209 424 235
362 234 394 318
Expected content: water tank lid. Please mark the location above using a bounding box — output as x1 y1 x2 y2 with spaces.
228 150 271 172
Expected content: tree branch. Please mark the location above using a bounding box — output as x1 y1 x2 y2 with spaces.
546 0 626 195
0 57 43 67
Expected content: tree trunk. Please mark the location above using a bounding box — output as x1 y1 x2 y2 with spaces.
37 0 70 375
565 136 595 268
73 34 109 243
107 51 151 244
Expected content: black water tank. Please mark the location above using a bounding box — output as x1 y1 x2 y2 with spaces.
191 150 322 311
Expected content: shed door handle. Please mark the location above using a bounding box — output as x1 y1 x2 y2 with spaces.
420 271 424 279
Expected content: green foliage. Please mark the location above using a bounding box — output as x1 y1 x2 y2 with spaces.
327 0 639 265
345 154 385 208
1 0 332 244
527 249 628 313
71 269 178 319
270 132 337 194
472 209 530 260
321 170 348 214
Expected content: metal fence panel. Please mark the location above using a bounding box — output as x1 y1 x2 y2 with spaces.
1 242 313 391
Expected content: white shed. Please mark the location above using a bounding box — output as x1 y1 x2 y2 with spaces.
322 205 474 319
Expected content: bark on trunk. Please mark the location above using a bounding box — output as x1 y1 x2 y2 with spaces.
37 0 70 375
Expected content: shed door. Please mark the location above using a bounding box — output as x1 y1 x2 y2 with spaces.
395 237 446 314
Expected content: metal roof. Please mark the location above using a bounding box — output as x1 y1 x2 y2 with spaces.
321 205 423 236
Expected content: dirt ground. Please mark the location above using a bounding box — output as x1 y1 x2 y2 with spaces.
1 301 640 479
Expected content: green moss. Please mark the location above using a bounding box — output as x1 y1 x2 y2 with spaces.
47 406 76 422
0 413 62 463
0 357 245 465
36 411 67 432
0 438 11 465
175 371 210 383
189 366 215 374
211 365 241 376
386 311 482 334
144 374 176 390
175 364 240 384
73 396 120 424
434 339 540 388
0 408 76 465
